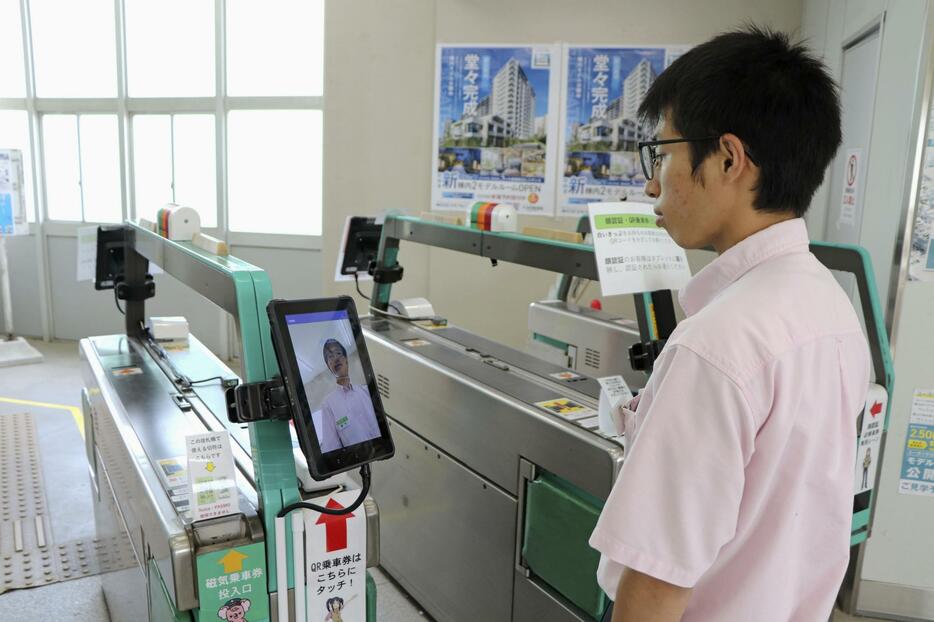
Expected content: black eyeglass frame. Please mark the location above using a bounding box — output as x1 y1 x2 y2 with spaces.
638 136 758 181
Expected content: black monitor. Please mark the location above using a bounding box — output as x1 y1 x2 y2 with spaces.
267 296 394 480
338 217 383 277
95 225 127 290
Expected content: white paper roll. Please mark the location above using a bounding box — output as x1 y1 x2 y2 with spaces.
166 206 201 241
490 204 518 232
389 297 436 318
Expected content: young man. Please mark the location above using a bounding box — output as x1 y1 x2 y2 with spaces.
318 339 381 451
589 27 871 621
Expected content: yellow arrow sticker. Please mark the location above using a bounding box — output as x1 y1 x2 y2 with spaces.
205 462 216 472
218 549 248 573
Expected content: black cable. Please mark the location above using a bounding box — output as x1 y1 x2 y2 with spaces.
113 287 125 315
353 272 370 301
277 464 371 517
188 375 228 386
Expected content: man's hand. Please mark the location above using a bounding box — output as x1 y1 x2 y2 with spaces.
612 567 692 622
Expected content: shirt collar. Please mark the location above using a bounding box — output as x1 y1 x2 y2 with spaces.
678 218 810 317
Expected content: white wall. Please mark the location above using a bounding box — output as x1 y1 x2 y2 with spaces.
323 0 803 349
803 0 930 322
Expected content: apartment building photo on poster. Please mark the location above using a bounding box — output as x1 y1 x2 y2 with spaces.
431 45 559 216
558 46 687 217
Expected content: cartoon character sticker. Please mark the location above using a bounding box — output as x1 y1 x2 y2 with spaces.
325 596 344 622
218 598 251 622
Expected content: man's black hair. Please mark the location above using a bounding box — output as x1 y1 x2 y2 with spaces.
326 597 344 611
322 338 347 362
639 25 841 217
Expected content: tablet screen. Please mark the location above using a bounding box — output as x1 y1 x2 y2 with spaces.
285 309 383 453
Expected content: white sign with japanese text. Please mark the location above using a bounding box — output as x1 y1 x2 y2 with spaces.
837 147 862 231
597 375 633 438
186 430 238 521
76 225 98 282
855 384 886 494
588 201 691 296
304 489 367 621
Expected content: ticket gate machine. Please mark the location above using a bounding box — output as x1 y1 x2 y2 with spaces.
82 223 379 621
361 215 893 622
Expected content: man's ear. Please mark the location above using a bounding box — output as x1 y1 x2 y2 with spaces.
719 133 750 180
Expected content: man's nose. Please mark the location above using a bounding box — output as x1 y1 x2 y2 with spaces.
645 176 660 199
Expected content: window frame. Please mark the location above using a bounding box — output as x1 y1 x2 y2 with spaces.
0 0 324 249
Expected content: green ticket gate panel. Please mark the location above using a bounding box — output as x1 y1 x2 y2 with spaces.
150 559 193 622
523 472 607 621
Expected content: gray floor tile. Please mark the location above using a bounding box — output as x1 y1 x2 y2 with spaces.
372 567 435 621
0 575 109 621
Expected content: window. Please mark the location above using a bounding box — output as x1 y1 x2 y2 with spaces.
0 0 26 97
228 110 323 235
42 116 81 221
30 0 117 97
3 0 324 236
125 0 215 97
43 115 121 223
133 115 217 227
226 0 324 96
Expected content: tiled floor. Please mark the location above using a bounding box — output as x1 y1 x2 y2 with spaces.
0 339 906 621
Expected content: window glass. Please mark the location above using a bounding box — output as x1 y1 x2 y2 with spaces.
226 0 324 96
43 115 82 221
31 0 117 97
132 115 173 222
172 114 217 227
125 0 215 97
78 115 122 223
0 0 26 97
228 110 322 235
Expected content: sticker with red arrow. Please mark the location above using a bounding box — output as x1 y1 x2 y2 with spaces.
316 498 355 552
855 384 887 494
303 489 367 620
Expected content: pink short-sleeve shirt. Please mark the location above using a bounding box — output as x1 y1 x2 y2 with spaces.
589 218 870 621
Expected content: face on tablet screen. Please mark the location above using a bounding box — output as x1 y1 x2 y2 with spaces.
285 310 382 453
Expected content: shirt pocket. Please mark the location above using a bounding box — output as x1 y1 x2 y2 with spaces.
609 403 638 438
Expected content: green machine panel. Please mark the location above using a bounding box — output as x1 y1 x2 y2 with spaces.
523 472 607 621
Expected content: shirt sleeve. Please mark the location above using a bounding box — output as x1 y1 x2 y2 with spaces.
359 387 382 439
589 344 757 590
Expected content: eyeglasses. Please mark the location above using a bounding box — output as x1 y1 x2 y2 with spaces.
638 136 758 181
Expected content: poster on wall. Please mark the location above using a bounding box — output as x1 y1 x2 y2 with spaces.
431 45 560 216
557 46 687 217
836 148 862 234
0 150 28 236
898 388 934 497
908 99 934 280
